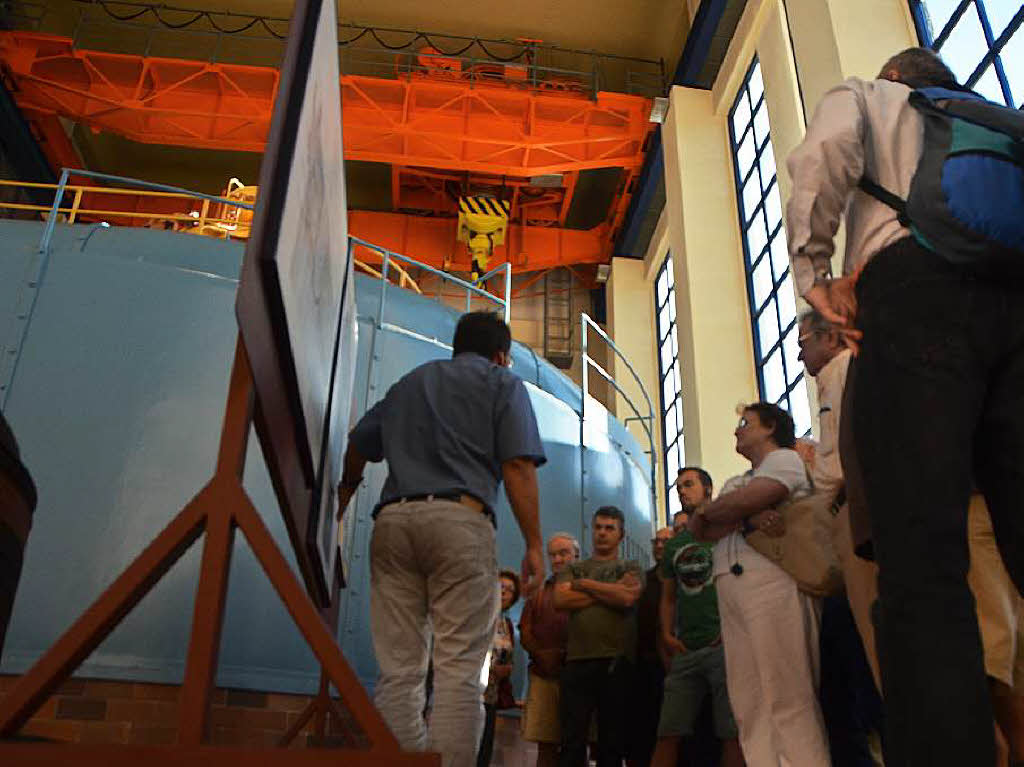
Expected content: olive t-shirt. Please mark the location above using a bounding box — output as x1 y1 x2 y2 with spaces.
660 531 720 650
557 557 643 662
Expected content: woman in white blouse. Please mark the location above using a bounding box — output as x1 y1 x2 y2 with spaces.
690 402 831 766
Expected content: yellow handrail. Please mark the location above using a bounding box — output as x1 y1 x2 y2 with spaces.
0 178 215 199
0 201 240 226
353 258 422 294
0 176 423 294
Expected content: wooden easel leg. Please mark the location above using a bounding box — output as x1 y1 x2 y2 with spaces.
278 599 341 747
311 669 330 741
177 340 254 744
0 494 209 736
233 496 400 751
0 335 421 762
277 696 317 747
0 339 254 740
176 495 236 745
276 655 363 748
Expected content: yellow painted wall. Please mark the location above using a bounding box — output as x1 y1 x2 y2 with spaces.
607 256 664 521
662 85 758 489
787 0 918 115
579 0 918 499
648 0 917 488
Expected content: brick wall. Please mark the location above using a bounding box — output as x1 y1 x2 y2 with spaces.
0 675 364 748
0 675 540 761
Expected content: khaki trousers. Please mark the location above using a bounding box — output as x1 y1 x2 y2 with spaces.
833 503 882 692
370 501 499 767
967 495 1024 689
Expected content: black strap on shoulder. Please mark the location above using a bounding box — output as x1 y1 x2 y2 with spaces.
858 177 910 226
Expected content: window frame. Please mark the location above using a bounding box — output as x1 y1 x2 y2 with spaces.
909 0 1024 109
727 56 811 434
653 253 684 525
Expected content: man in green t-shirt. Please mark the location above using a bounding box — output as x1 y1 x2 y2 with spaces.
554 505 642 767
651 468 743 767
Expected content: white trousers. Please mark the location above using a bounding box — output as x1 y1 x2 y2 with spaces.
716 561 832 767
370 501 499 767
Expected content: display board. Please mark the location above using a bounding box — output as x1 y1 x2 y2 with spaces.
236 0 351 606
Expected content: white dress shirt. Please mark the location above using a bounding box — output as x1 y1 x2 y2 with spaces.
786 77 924 296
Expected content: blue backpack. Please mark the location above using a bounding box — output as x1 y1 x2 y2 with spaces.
859 87 1024 273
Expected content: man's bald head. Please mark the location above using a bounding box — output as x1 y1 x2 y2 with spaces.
653 526 674 564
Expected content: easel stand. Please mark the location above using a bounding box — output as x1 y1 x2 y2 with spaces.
0 338 438 765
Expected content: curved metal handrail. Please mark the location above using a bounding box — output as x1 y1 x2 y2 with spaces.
578 312 658 540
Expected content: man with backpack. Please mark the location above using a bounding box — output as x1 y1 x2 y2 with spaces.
786 47 1024 766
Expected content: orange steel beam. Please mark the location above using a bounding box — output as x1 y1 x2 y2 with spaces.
348 210 607 272
511 268 551 298
0 32 653 177
390 167 574 226
27 113 84 172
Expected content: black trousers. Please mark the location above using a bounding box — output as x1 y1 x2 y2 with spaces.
559 657 632 767
852 237 1024 766
819 594 883 767
0 521 24 657
477 703 496 767
625 657 663 766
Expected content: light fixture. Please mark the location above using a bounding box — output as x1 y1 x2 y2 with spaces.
649 96 669 124
79 221 110 252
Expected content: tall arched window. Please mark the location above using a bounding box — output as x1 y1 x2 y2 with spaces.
654 254 685 521
728 58 812 436
909 0 1023 108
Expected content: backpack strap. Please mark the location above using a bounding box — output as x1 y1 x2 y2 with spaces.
858 177 911 226
912 86 985 105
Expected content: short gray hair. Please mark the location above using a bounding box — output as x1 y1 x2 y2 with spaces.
798 308 833 336
547 532 580 556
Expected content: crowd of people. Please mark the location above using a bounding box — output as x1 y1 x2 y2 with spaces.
336 45 1024 767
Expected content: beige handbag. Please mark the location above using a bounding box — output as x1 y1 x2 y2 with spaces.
745 479 844 597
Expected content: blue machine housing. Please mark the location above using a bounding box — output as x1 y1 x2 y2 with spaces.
0 220 654 696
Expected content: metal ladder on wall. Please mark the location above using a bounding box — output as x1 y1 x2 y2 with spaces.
543 268 574 369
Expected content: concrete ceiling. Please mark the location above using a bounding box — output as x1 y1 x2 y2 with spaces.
202 0 693 67
19 1 696 220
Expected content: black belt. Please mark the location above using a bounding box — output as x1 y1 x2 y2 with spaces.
374 492 494 524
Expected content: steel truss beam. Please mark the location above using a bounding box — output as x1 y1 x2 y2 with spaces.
0 32 653 177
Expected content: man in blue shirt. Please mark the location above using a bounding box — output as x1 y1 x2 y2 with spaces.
337 311 546 767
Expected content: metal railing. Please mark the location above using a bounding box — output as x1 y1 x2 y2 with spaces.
579 312 657 537
0 177 249 242
2 168 660 547
35 168 255 254
0 169 434 408
1 167 260 409
0 173 423 292
349 236 510 329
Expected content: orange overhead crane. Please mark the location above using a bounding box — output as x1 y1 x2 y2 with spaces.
0 32 651 175
0 31 654 271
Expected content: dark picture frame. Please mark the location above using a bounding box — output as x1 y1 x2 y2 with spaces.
236 0 350 606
